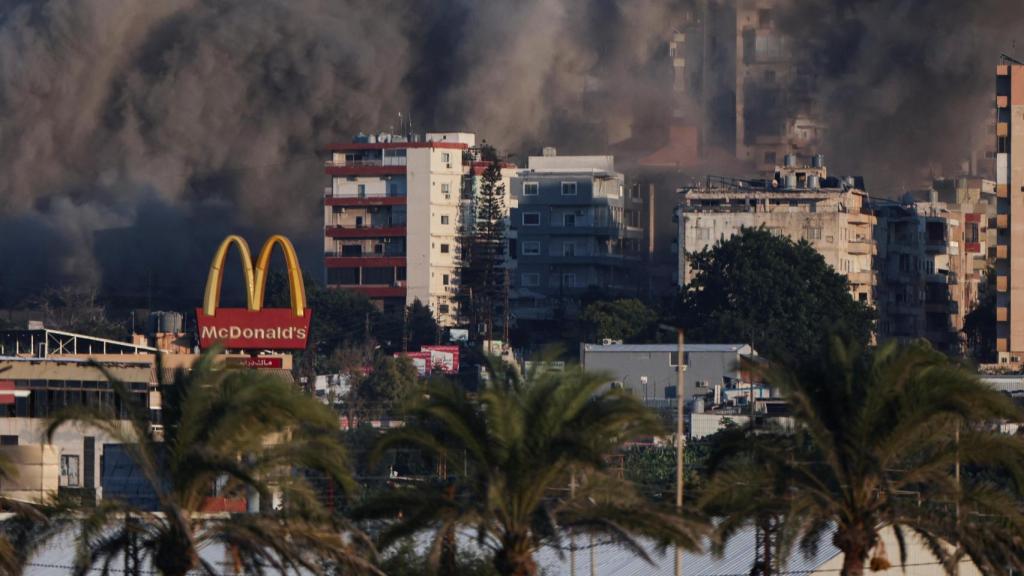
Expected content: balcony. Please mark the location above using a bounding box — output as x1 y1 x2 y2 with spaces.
325 255 406 268
848 239 875 255
324 158 405 176
325 225 406 239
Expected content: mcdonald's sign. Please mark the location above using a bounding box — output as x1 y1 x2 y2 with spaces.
196 235 312 350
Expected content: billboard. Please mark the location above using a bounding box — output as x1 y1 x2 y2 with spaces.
395 351 433 376
196 235 312 350
422 345 460 374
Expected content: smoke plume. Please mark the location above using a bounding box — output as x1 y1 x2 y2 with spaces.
0 0 1020 305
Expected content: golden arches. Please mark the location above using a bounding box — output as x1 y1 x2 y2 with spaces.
201 234 307 317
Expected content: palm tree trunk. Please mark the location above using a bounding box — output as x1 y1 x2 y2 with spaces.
841 550 866 576
494 535 537 576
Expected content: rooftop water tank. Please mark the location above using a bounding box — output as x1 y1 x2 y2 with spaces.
811 153 824 168
784 153 796 167
808 174 820 189
784 173 797 189
542 146 557 157
149 311 183 335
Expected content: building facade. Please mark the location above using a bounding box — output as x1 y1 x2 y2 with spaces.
677 155 876 305
323 132 476 325
996 62 1024 362
874 200 980 355
581 342 757 404
509 153 642 321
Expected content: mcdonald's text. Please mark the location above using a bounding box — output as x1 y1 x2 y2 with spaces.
196 307 312 350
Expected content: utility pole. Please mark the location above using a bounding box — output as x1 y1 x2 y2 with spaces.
660 323 686 576
674 327 685 576
570 469 577 576
503 268 510 343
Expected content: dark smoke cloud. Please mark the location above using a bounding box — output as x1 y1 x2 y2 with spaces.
0 0 690 305
778 0 1024 193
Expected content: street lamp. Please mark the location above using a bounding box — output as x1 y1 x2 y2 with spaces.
659 323 685 576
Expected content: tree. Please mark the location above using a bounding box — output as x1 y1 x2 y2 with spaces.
22 286 126 339
46 349 376 576
460 146 507 342
700 339 1024 576
374 299 440 353
581 298 657 343
963 266 996 363
679 227 874 368
355 360 706 576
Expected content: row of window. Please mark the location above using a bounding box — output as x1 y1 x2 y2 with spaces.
521 272 578 288
522 181 578 196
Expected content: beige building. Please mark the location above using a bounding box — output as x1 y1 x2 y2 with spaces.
323 132 515 326
677 155 875 305
996 62 1024 362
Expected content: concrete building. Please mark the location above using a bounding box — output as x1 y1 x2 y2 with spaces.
668 0 824 170
580 342 757 404
509 152 643 321
874 200 977 355
996 61 1024 363
677 155 876 305
323 132 491 326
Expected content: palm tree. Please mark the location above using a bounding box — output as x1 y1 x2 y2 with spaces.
46 349 377 576
701 339 1024 576
355 360 706 576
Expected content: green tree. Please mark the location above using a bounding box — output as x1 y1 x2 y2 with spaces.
679 227 874 368
374 299 441 353
46 349 375 576
581 298 657 343
700 339 1024 576
355 361 706 576
460 146 507 341
360 355 420 411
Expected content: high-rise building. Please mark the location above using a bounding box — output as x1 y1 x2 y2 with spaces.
996 61 1024 362
677 154 875 305
509 152 643 322
322 132 480 326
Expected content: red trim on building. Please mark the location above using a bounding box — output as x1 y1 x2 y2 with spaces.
965 213 982 223
325 141 469 152
324 196 407 207
325 256 407 268
469 161 518 175
346 286 407 298
325 166 406 177
965 242 982 253
326 226 406 239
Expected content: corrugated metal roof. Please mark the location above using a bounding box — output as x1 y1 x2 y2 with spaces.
535 528 838 575
582 344 754 354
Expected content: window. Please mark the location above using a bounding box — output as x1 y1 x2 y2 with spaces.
563 242 576 257
442 274 450 285
561 273 576 287
362 267 394 285
524 182 539 196
396 267 407 281
764 151 776 165
758 8 772 27
764 69 776 83
441 215 450 225
357 184 366 197
522 241 541 256
522 273 540 287
60 454 80 487
669 351 690 366
561 182 578 196
523 212 541 226
0 436 17 446
696 227 711 241
327 267 359 285
341 244 362 257
439 304 450 314
440 243 450 254
630 185 640 200
563 214 576 227
805 227 822 240
441 183 451 197
389 182 400 196
441 152 451 164
374 243 384 254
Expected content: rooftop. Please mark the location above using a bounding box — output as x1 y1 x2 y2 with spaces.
582 343 755 354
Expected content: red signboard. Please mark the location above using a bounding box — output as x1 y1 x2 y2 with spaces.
965 242 982 254
224 356 285 369
196 308 311 350
0 381 15 406
965 213 982 223
422 345 460 374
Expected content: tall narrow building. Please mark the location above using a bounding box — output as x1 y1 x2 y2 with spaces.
996 61 1024 362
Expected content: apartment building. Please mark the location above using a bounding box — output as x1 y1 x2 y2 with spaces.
677 154 876 305
322 132 479 326
996 61 1024 363
509 152 643 321
874 199 979 355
